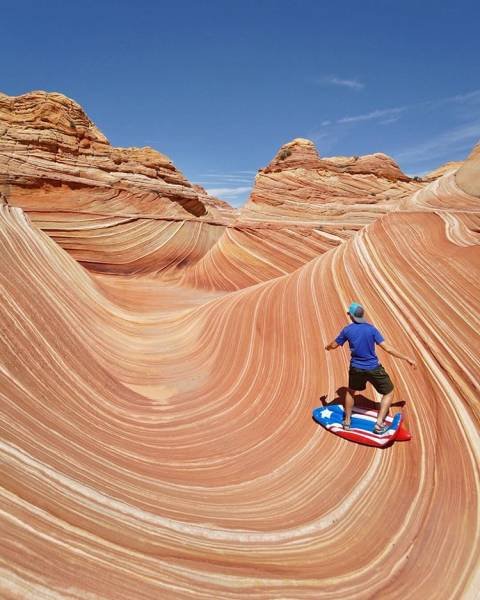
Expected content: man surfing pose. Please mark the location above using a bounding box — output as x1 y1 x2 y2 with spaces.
325 303 416 435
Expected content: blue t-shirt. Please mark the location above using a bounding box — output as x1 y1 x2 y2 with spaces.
335 322 384 370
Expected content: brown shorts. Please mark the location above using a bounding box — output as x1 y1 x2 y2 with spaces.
349 364 394 395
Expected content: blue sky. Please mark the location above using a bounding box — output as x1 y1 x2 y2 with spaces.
2 0 479 206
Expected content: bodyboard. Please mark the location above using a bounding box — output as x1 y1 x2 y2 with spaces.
312 404 411 448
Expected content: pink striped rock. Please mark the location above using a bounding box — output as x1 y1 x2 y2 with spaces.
0 92 479 599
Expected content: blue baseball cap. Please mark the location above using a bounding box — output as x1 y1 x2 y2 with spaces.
347 302 366 323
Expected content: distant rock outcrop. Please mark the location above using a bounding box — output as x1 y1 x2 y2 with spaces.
0 91 211 215
244 137 417 220
265 137 409 181
456 141 480 198
0 91 237 274
181 138 425 290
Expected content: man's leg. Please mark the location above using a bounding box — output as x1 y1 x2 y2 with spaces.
344 388 356 425
371 366 395 428
376 390 394 426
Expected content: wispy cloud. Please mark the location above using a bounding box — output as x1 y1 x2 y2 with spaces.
392 91 480 168
206 186 252 201
379 116 402 125
195 171 256 185
192 170 255 205
196 174 252 185
338 106 407 124
327 89 480 128
395 121 480 165
319 76 365 91
310 88 480 162
430 89 480 108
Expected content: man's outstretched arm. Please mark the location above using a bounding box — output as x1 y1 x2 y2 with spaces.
325 340 339 351
378 341 416 368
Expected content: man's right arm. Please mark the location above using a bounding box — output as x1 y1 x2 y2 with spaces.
325 340 339 351
325 328 346 351
378 341 416 368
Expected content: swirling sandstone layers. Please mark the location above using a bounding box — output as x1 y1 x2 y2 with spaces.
1 91 479 598
456 142 480 197
0 95 443 286
0 91 236 275
1 163 479 598
181 139 426 290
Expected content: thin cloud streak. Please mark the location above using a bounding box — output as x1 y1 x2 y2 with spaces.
330 89 480 127
206 186 252 199
310 89 480 161
320 76 365 91
430 89 480 108
198 174 253 182
193 171 256 197
395 121 480 165
199 172 252 177
338 106 407 124
195 171 256 185
380 116 402 125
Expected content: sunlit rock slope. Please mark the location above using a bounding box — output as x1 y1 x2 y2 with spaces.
181 138 428 290
0 93 479 599
0 91 236 275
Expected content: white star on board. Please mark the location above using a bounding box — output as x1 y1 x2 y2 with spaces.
320 408 333 419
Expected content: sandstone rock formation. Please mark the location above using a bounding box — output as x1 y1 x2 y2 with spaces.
181 138 425 290
0 91 237 274
244 137 419 221
0 92 479 599
456 142 480 197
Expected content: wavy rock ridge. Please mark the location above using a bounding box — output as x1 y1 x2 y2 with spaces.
181 138 426 290
0 91 236 275
0 92 479 599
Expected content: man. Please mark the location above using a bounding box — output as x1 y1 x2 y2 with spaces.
325 302 416 434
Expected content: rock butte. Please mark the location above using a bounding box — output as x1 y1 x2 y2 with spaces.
0 91 236 275
0 91 479 599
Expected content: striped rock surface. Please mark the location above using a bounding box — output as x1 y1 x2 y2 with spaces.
1 161 479 598
180 138 439 291
0 94 449 287
0 91 237 275
183 141 480 293
0 92 479 598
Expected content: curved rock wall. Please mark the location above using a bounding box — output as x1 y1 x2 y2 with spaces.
181 139 426 291
0 92 237 275
0 93 479 599
0 184 479 598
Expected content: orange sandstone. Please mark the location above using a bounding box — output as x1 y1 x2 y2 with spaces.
0 92 479 599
